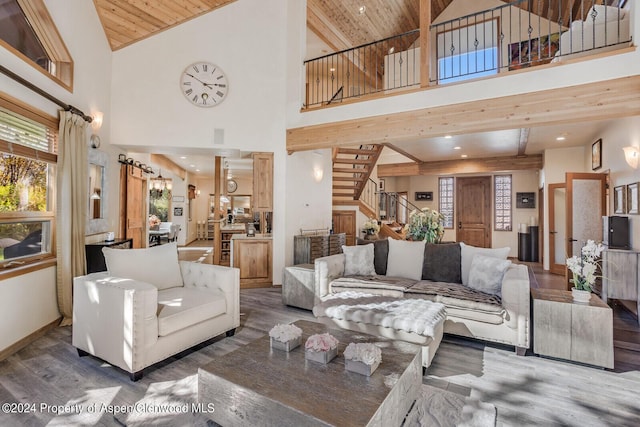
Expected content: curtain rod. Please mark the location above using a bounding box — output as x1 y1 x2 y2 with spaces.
0 64 93 123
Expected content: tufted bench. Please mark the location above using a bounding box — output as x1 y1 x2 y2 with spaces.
313 292 446 370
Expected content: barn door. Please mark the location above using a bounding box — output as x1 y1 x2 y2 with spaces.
119 164 147 248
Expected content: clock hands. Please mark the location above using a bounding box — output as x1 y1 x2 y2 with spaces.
186 73 213 89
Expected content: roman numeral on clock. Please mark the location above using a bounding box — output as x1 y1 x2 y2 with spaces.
185 88 193 95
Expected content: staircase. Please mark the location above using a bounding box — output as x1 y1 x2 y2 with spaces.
332 144 383 206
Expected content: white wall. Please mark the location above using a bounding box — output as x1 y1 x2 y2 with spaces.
0 0 114 352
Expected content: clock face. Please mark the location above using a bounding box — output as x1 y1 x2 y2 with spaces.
180 62 228 107
227 179 238 193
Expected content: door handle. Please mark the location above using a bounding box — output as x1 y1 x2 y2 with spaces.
458 221 462 230
549 231 557 234
568 238 577 242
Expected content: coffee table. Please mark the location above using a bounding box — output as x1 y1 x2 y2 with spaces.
198 320 422 426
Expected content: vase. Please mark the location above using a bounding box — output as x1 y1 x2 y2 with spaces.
305 347 337 364
345 358 380 376
364 233 378 241
270 336 301 352
571 287 592 303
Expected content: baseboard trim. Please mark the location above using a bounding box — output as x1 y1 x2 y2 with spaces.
0 317 62 361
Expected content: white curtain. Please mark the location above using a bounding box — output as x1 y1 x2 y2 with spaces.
56 111 88 326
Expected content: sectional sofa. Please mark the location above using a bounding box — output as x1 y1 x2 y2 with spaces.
313 238 531 354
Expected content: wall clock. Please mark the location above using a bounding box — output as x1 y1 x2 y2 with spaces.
227 179 238 193
180 61 228 107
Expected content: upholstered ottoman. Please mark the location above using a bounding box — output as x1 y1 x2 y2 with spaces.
282 264 317 310
313 292 446 370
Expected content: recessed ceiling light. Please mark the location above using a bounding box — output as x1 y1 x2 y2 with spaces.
454 146 461 150
190 164 195 168
330 67 336 72
196 169 200 172
359 5 366 14
180 156 187 159
556 136 566 141
444 135 452 139
461 154 468 158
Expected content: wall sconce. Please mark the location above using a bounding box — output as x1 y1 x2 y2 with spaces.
623 146 639 169
90 111 103 149
313 167 323 182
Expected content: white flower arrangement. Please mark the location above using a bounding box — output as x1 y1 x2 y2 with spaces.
362 218 380 235
305 333 339 352
403 208 445 243
269 323 303 343
343 343 382 366
566 239 604 292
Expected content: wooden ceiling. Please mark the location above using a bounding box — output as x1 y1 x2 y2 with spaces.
93 1 620 52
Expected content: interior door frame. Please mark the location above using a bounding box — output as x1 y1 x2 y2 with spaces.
566 172 607 258
548 182 566 275
456 176 492 248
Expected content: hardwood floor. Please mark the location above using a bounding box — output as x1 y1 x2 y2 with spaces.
1 252 638 426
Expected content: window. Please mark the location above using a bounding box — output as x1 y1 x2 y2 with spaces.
0 0 73 90
494 175 512 231
0 94 57 269
438 177 454 229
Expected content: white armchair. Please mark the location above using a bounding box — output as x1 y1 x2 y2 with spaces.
73 243 239 381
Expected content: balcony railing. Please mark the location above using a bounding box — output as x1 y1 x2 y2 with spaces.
304 0 632 107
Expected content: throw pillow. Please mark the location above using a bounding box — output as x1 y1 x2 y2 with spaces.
590 5 625 24
468 255 512 296
342 244 376 276
460 242 510 286
386 238 426 281
357 237 389 275
422 242 462 283
103 242 184 290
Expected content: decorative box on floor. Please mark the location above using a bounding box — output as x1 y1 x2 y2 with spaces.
282 263 316 310
345 359 380 376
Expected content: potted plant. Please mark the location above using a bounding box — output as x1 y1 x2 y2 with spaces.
343 343 382 376
403 208 445 243
566 239 604 303
362 218 380 240
304 333 339 364
269 323 303 352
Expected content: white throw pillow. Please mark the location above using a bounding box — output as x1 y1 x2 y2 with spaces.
385 238 426 281
103 242 183 290
467 255 512 296
460 242 510 286
342 244 376 276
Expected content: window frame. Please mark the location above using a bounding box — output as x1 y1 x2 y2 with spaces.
438 177 455 229
0 91 57 275
494 174 513 232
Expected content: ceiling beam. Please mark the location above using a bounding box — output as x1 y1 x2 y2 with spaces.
381 142 423 163
150 154 187 180
378 155 543 177
287 74 640 153
517 128 530 156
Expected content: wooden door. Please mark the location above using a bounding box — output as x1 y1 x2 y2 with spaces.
548 183 566 275
566 173 606 289
252 152 273 212
456 176 491 248
332 210 356 246
126 165 146 248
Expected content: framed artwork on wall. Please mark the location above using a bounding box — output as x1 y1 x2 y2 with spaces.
613 185 626 214
415 191 433 201
627 183 639 215
592 138 602 170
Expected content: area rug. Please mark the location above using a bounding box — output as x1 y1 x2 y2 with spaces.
406 384 497 427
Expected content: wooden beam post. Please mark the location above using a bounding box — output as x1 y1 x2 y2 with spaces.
213 156 222 265
419 0 431 88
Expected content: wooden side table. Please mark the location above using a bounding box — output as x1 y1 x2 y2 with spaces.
531 288 613 369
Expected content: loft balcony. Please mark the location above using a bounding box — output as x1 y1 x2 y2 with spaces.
303 0 633 109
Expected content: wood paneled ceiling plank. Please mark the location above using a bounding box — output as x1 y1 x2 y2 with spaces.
112 0 184 25
97 11 154 43
287 75 640 152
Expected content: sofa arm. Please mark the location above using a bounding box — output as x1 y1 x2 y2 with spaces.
314 253 345 298
501 264 531 348
72 273 159 373
179 261 240 328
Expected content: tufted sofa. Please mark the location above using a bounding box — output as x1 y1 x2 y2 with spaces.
72 242 239 380
314 239 530 354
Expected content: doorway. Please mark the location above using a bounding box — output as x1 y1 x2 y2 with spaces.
456 176 492 248
548 183 566 275
332 210 356 246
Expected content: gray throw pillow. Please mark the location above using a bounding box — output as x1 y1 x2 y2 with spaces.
422 242 462 283
386 238 426 281
467 254 512 296
357 237 388 275
342 244 376 276
460 242 511 286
